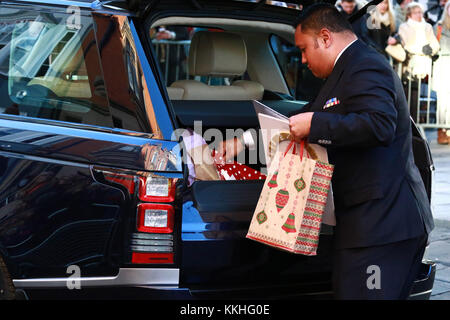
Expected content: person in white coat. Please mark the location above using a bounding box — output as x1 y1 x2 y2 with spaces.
398 2 440 79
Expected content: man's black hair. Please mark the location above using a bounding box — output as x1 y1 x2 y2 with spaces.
293 2 354 34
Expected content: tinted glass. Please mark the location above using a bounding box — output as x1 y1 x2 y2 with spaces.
0 6 113 127
0 6 161 135
93 13 161 136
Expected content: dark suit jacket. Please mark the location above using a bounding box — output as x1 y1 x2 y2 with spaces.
293 40 434 249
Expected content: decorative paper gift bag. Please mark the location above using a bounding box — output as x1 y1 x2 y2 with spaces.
246 141 334 256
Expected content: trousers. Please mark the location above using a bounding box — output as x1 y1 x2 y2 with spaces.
332 233 428 300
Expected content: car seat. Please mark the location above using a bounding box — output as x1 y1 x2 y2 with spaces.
168 31 264 100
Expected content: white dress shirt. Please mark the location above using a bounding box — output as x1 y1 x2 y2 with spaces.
334 39 357 67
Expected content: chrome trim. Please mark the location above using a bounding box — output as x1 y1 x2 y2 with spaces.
131 245 173 252
132 233 174 240
130 239 174 246
92 0 127 11
3 0 134 15
4 0 93 9
408 289 433 298
13 268 179 289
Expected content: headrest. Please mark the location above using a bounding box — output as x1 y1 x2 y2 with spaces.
188 31 247 77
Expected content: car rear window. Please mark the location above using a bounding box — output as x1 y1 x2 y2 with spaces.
0 6 157 135
0 6 114 127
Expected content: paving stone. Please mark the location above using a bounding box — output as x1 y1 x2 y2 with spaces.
435 267 450 283
430 279 450 298
419 131 450 299
426 240 450 265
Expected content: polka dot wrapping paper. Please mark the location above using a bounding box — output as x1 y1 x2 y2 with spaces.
215 162 267 181
211 150 266 181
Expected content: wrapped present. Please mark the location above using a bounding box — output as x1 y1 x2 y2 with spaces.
215 161 266 181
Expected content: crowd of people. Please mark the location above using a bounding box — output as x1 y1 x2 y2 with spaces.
150 1 450 144
336 0 450 144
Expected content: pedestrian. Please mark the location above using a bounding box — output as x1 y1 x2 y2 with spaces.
433 0 450 143
336 0 369 41
398 2 440 79
396 2 440 121
289 2 433 299
363 0 397 58
394 0 413 31
425 0 448 25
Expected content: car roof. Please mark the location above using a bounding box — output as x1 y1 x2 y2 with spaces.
5 0 381 24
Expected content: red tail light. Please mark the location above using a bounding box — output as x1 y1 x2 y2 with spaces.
132 252 174 264
93 169 177 265
138 176 175 202
131 174 177 265
136 203 174 234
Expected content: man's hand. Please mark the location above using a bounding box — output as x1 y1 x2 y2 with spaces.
387 36 397 45
215 137 244 163
155 30 175 40
289 112 314 142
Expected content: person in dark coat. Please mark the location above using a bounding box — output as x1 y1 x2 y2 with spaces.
290 3 434 299
336 0 370 42
362 0 397 59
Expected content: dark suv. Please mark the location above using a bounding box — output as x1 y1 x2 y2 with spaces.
0 0 435 300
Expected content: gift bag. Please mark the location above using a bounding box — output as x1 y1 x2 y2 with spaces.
246 140 334 256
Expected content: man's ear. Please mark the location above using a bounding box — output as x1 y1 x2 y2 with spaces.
318 28 333 48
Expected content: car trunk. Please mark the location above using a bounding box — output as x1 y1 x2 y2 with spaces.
180 180 334 298
138 0 430 297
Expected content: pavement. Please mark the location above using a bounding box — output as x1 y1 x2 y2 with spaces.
423 129 450 300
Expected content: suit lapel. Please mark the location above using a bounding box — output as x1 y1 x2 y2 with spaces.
311 40 362 112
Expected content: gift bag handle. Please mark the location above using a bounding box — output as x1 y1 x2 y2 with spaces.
283 140 296 157
299 140 310 161
283 140 309 161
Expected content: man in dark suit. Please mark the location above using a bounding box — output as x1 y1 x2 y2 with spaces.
290 3 434 299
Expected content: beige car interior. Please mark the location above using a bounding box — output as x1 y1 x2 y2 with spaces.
27 40 92 99
155 17 295 100
168 31 264 101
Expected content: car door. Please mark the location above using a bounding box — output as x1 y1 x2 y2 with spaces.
0 3 182 287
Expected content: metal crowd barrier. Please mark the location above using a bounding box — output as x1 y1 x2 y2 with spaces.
152 39 191 85
153 39 448 135
391 57 450 137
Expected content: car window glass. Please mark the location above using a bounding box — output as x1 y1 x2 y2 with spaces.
93 13 161 136
0 6 114 127
269 34 323 101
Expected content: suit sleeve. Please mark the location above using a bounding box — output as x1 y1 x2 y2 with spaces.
308 60 398 148
288 101 313 117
